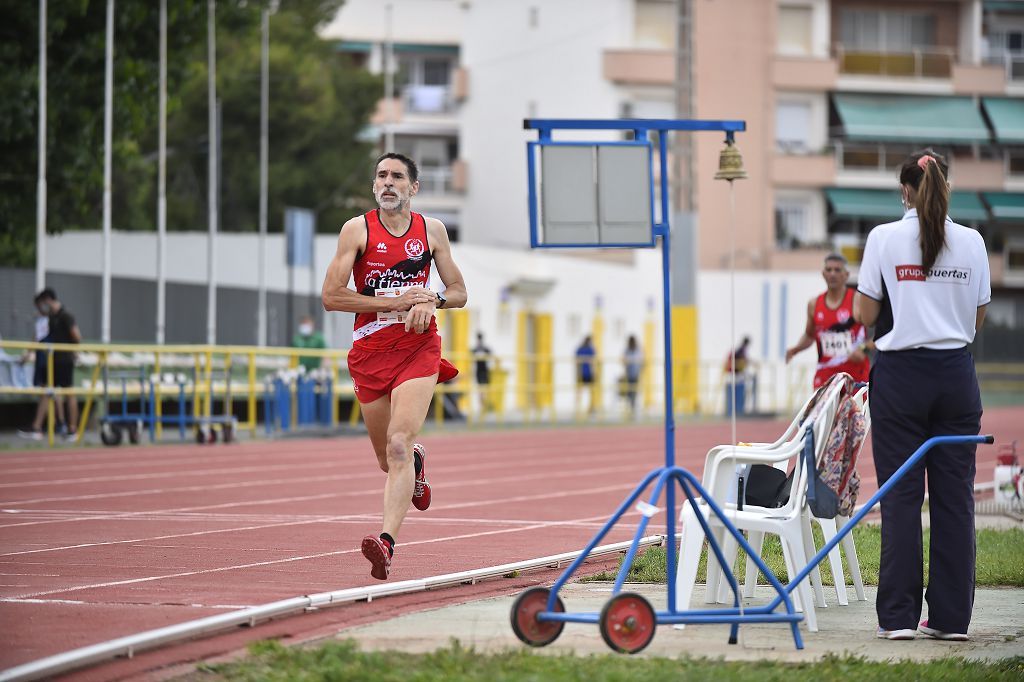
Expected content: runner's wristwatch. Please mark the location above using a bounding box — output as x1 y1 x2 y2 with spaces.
435 291 447 309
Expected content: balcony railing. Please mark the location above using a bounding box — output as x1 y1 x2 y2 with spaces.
417 166 453 194
834 141 925 174
984 51 1024 82
403 84 454 114
835 44 955 79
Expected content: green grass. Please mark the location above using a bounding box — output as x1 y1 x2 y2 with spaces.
198 640 1024 681
581 527 1024 587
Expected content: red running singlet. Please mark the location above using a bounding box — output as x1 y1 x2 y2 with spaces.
352 209 436 351
813 287 870 388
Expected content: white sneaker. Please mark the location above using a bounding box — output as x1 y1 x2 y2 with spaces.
18 429 43 441
876 627 917 640
918 620 968 641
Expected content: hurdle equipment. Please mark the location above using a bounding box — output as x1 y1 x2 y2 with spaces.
510 118 995 653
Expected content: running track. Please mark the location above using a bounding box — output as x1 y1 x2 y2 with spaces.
1 407 1019 679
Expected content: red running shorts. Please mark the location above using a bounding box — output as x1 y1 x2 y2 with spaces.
347 332 459 403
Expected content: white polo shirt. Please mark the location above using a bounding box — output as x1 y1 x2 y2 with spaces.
857 208 991 352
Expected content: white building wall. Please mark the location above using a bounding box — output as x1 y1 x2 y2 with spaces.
459 0 632 249
319 0 465 45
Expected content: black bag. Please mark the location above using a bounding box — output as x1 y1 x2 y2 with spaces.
741 464 792 508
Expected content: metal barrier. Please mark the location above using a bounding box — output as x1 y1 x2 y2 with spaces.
4 340 1020 443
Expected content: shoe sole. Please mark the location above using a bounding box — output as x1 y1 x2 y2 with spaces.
412 444 430 511
877 629 916 640
919 627 968 641
361 538 390 581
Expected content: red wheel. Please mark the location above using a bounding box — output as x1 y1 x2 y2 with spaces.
599 592 656 654
510 587 565 647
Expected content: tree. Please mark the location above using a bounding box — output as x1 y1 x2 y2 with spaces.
0 0 380 267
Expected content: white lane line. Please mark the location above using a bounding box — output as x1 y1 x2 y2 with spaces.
0 438 650 491
1 597 251 609
1 510 633 600
0 509 644 558
0 444 636 506
0 462 643 529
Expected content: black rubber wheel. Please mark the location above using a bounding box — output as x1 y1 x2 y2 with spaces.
510 587 566 647
599 592 657 654
100 422 122 446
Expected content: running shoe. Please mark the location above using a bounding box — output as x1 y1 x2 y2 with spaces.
876 627 916 640
918 620 968 641
361 535 391 581
18 429 43 441
411 443 431 511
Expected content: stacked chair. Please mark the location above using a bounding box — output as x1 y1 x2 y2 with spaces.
674 374 869 632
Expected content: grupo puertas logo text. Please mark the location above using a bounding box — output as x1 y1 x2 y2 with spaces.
895 264 971 284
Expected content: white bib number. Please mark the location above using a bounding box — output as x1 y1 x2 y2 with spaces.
819 331 854 358
375 285 411 324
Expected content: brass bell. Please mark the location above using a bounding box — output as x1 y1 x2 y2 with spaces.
715 138 747 181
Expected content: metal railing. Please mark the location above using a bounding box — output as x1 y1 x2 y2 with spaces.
3 340 1021 443
985 51 1024 82
835 44 955 79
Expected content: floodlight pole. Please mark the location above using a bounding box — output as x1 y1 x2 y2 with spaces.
36 0 47 293
156 0 167 344
101 0 114 343
257 3 272 347
206 0 218 345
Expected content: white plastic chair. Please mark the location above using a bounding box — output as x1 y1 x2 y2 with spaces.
674 378 849 632
739 384 869 607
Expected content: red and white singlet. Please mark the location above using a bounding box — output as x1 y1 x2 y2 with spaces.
813 287 870 387
351 210 435 350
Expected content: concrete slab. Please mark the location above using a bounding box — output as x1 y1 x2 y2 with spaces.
340 583 1024 662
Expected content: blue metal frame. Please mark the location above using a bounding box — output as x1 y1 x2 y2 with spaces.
521 117 993 651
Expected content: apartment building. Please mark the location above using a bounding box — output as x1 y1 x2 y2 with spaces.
760 0 1024 328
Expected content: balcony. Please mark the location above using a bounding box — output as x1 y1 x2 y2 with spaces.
984 52 1024 85
404 85 455 115
602 49 673 86
835 45 955 79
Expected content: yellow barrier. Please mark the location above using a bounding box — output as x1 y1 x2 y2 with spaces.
4 338 1020 442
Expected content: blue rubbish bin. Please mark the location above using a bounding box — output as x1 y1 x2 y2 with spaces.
724 378 746 416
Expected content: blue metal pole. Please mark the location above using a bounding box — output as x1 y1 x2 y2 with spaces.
656 128 679 613
613 469 671 594
769 433 993 605
544 468 662 612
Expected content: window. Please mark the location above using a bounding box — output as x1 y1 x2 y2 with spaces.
634 0 674 49
775 101 812 153
778 5 813 56
776 201 810 248
840 9 936 51
399 53 455 113
1009 149 1024 176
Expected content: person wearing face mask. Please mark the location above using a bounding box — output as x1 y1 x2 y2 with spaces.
292 315 326 373
321 152 468 581
854 149 990 642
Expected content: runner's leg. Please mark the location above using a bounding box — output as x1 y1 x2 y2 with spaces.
359 395 392 472
381 373 438 538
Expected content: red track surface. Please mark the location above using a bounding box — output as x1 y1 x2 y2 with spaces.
1 407 1019 679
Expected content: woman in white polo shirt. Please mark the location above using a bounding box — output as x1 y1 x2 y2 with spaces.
854 149 990 642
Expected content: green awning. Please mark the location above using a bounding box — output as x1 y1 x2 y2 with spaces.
825 188 901 220
950 192 989 222
984 1 1024 11
827 189 988 222
983 98 1024 143
984 193 1024 221
833 94 991 144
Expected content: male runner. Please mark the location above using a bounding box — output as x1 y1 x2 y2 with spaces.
785 253 871 388
322 152 467 580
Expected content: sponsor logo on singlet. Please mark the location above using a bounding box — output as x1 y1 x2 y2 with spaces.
895 264 971 284
376 242 388 253
404 238 425 260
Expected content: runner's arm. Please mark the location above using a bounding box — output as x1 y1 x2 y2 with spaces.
321 218 435 314
853 291 880 327
426 218 467 308
784 299 816 363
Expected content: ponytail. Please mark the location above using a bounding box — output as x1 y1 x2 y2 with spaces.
899 149 949 274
